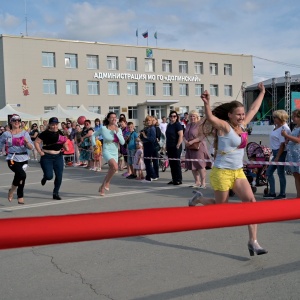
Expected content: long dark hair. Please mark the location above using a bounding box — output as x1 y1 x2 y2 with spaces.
207 100 244 156
212 101 244 121
103 112 116 126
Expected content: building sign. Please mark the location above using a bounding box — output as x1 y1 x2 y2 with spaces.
93 72 201 82
146 48 153 58
22 79 29 96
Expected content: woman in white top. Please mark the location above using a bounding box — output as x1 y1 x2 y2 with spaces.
189 83 268 256
263 110 291 200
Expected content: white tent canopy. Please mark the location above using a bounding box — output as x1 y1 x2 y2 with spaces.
0 104 39 122
39 104 73 120
69 105 105 121
38 104 105 122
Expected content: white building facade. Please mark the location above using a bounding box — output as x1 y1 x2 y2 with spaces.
0 34 253 128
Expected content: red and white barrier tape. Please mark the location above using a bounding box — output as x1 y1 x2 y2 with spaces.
0 199 300 250
143 156 299 166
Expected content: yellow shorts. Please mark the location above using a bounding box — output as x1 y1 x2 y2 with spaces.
210 167 246 191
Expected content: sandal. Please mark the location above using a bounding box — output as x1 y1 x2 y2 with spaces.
8 189 14 202
18 198 25 205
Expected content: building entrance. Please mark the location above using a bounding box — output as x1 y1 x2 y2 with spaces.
147 106 167 120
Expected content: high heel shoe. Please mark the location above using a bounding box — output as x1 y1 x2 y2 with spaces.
99 185 105 196
248 240 268 256
188 191 203 207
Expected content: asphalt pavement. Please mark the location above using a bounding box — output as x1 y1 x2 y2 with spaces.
0 134 299 300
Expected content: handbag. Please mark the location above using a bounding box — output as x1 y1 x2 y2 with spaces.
154 140 161 152
186 124 201 151
187 141 200 150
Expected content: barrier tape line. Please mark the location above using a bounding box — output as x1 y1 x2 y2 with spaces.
77 148 297 167
0 199 300 250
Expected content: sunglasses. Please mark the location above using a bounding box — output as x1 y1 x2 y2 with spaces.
11 119 21 122
170 115 177 118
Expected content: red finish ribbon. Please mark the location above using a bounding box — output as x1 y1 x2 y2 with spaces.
1 199 300 250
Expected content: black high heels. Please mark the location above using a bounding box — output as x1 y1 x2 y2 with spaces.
248 240 268 256
53 194 62 200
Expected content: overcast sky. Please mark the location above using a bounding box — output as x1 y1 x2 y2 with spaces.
1 0 300 84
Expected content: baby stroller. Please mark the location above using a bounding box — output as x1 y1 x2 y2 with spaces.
244 142 271 193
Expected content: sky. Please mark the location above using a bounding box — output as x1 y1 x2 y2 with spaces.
1 0 300 84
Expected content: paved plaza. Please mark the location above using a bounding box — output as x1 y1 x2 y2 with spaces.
0 135 299 300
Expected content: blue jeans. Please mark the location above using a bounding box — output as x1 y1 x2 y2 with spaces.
266 149 287 195
40 153 64 194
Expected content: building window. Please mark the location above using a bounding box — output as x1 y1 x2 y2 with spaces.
108 81 119 95
145 58 155 72
145 82 155 96
65 53 78 68
179 83 189 96
195 106 204 116
44 106 55 113
179 61 188 74
163 83 172 96
210 84 219 96
224 64 232 76
43 79 56 94
162 60 172 73
127 82 138 95
210 63 218 75
224 85 233 96
126 57 137 71
86 55 99 69
88 106 101 114
88 81 100 95
195 84 204 96
194 62 203 74
109 106 120 116
67 106 80 110
42 52 55 67
128 106 138 119
179 106 189 114
107 56 118 70
66 80 79 95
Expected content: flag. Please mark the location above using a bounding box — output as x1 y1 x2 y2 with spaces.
136 29 138 37
142 31 148 38
154 32 157 39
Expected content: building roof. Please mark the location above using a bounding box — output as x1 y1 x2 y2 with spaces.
246 74 300 90
0 34 252 58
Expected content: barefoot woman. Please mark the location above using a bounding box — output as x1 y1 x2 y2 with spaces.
92 112 125 196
